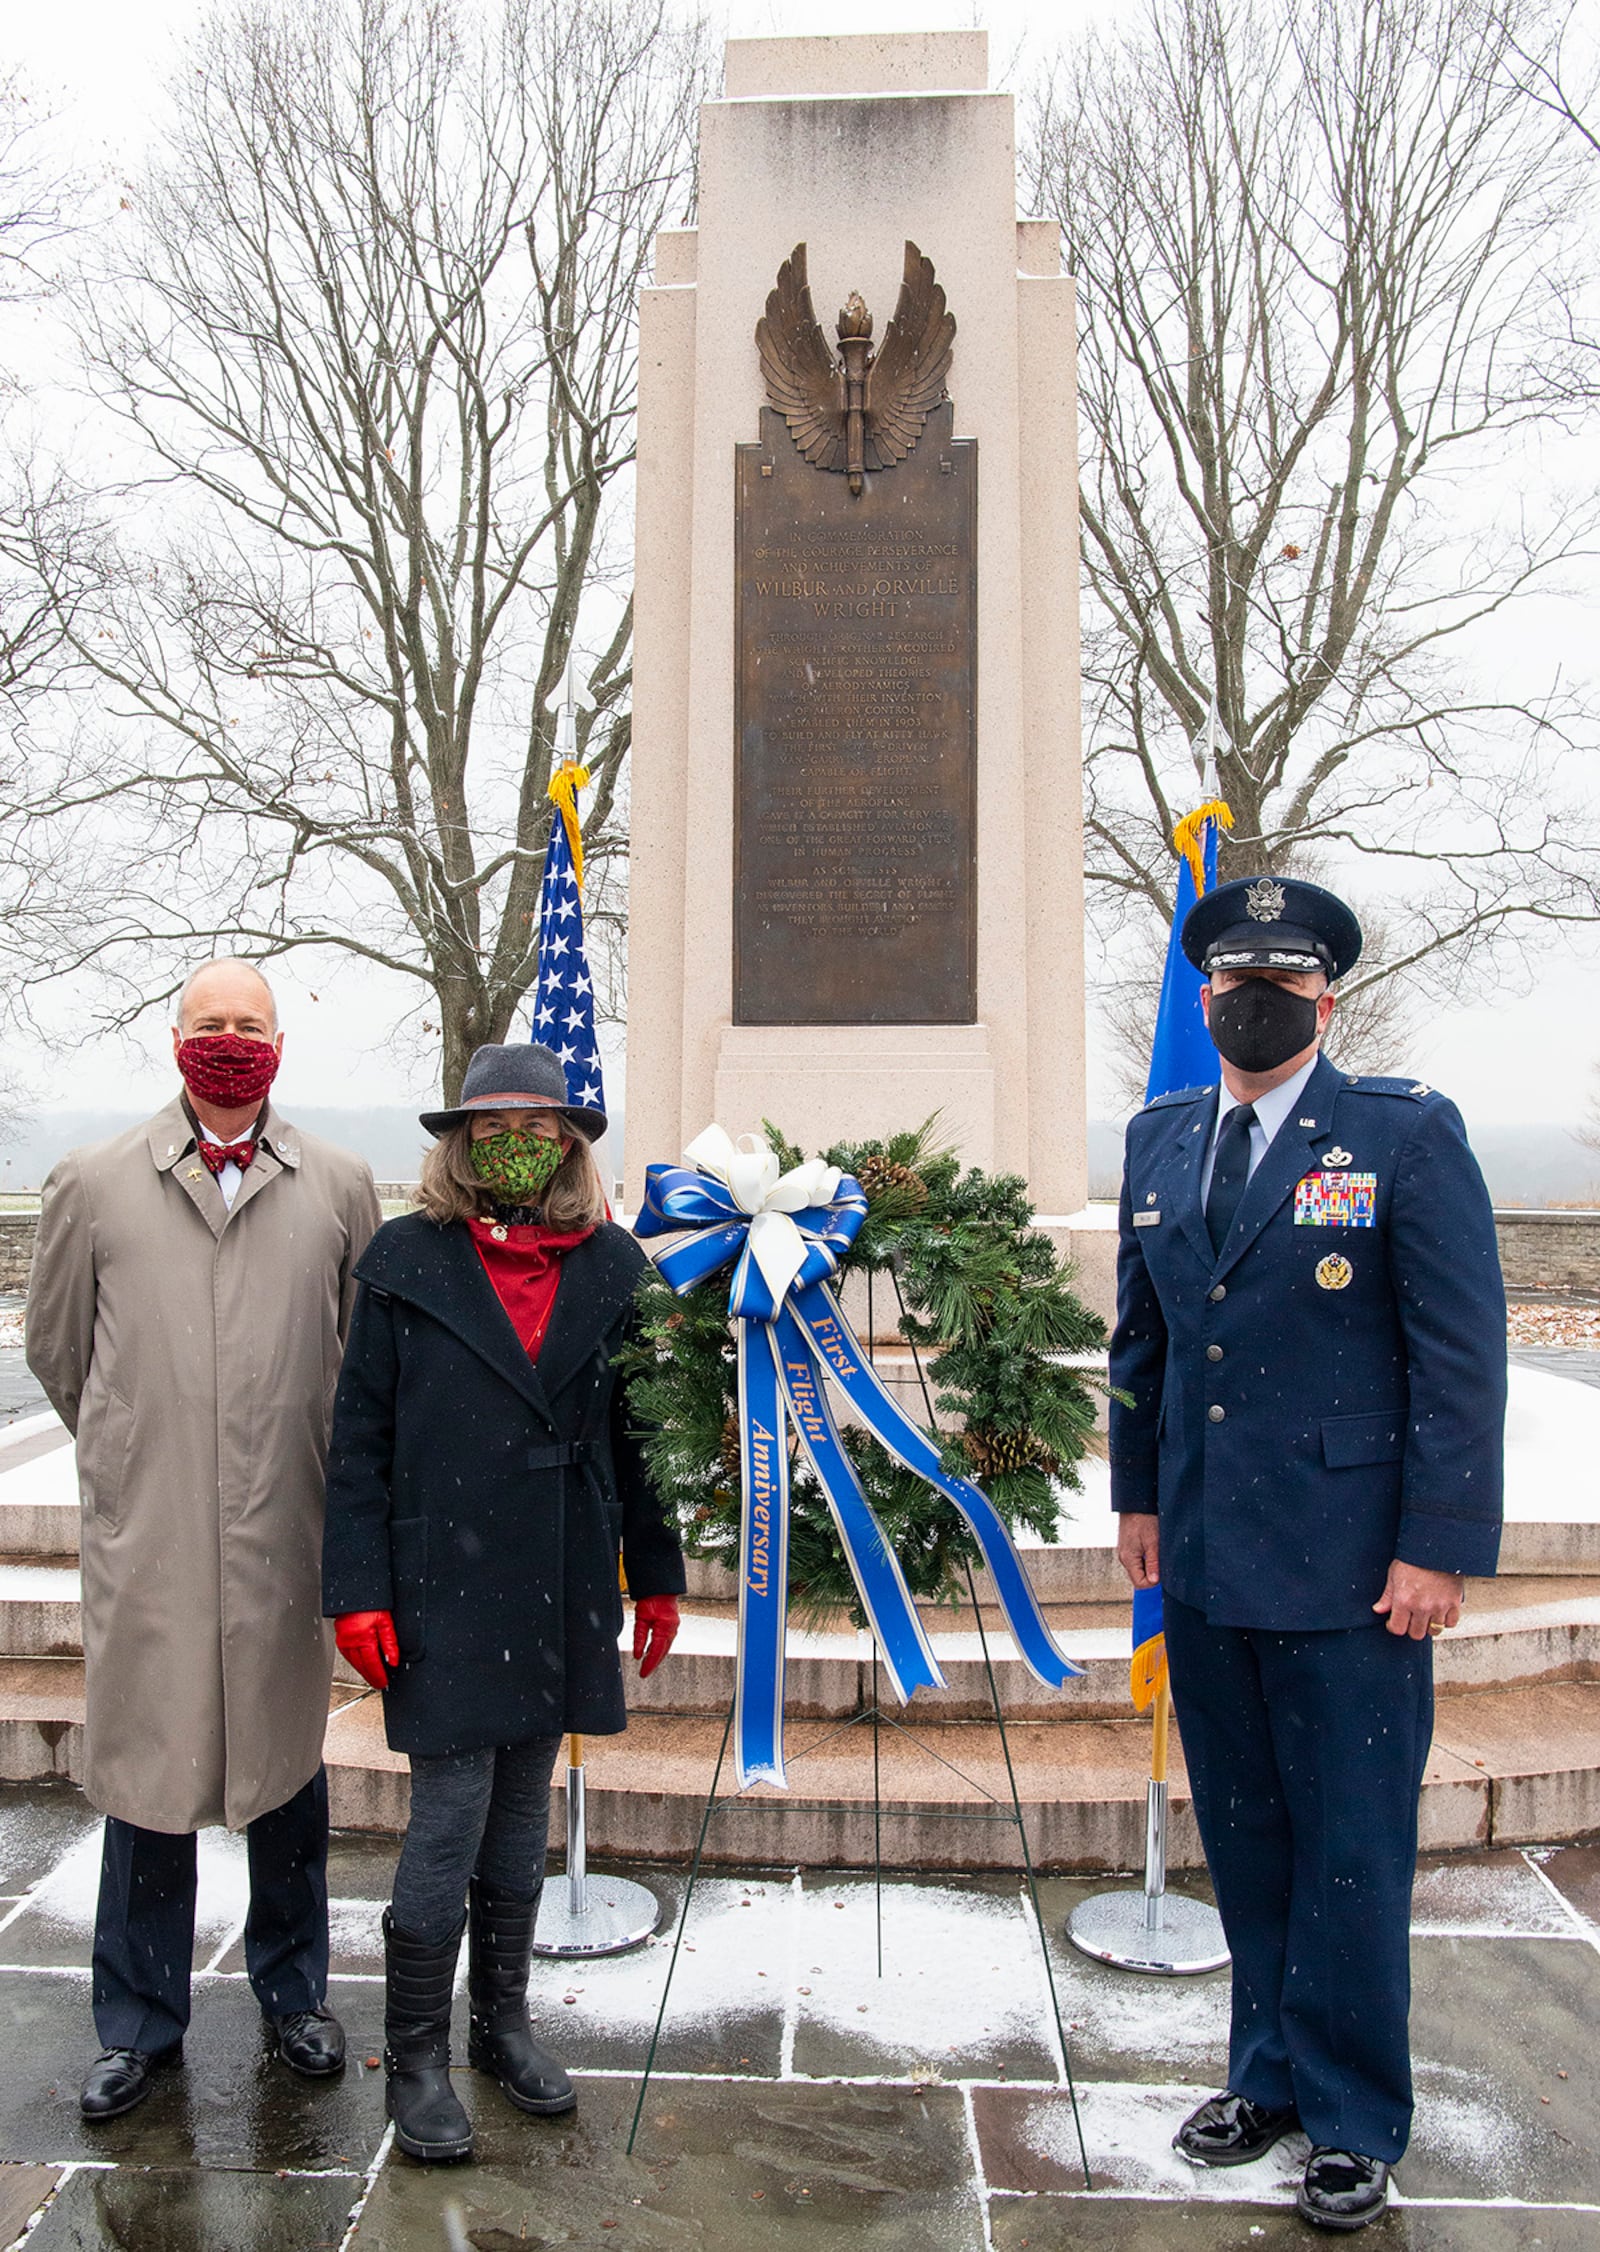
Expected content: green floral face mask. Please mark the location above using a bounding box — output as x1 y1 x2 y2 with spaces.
469 1128 565 1205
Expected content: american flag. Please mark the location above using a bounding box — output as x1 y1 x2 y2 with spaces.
529 774 606 1112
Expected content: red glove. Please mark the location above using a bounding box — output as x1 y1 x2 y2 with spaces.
337 1610 400 1690
632 1594 680 1679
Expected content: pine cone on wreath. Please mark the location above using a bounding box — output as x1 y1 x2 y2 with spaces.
962 1427 1061 1480
855 1154 929 1212
719 1414 743 1487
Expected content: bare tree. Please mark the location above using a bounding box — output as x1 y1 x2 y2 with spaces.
1026 0 1600 1038
1495 0 1600 158
0 71 76 706
13 0 709 1099
1580 1061 1600 1155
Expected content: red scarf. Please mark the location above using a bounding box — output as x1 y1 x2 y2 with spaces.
467 1219 594 1361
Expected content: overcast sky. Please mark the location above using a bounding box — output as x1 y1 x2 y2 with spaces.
6 0 1599 1135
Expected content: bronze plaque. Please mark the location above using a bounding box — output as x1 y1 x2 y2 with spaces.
734 401 976 1024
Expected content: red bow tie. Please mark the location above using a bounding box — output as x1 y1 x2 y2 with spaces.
197 1137 257 1177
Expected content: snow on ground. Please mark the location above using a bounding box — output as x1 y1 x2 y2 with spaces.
1021 2079 1306 2201
0 1819 251 1958
1052 1362 1600 1538
1503 1364 1600 1521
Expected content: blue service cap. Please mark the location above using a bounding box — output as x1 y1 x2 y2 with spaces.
1181 875 1362 981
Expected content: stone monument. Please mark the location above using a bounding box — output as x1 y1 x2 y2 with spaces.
626 30 1087 1220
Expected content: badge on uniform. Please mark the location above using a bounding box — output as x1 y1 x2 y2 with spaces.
1294 1171 1376 1226
1316 1254 1354 1291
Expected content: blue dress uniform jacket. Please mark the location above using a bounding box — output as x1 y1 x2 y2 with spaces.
1108 1046 1506 2163
1109 1051 1506 1623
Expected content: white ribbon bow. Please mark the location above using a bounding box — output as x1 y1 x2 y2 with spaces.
682 1125 842 1311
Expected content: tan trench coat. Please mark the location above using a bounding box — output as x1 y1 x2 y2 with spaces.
25 1095 381 1833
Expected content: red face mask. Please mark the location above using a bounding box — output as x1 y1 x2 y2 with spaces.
177 1033 280 1109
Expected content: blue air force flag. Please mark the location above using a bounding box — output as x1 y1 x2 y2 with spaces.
1144 799 1232 1106
529 770 606 1113
1133 795 1233 1702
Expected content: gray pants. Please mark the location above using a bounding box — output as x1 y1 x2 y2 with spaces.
392 1734 564 1945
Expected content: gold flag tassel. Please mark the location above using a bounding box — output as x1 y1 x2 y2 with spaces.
547 758 590 894
1171 799 1233 900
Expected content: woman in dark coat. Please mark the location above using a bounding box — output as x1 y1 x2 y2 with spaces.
322 1044 684 2163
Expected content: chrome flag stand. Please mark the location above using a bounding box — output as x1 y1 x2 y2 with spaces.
531 1736 660 1958
1066 1676 1229 1976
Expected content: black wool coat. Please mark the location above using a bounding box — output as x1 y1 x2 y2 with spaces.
321 1214 686 1757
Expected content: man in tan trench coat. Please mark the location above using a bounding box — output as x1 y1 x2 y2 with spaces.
26 960 381 2119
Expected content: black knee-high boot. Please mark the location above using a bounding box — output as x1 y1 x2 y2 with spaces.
382 1908 473 2162
466 1880 575 2115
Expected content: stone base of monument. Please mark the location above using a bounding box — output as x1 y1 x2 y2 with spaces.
1 1368 1598 1869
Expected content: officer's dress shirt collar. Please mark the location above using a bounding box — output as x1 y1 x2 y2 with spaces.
1200 1051 1321 1202
198 1119 245 1211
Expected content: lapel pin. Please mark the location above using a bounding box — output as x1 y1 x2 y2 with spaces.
1298 1117 1316 1129
1146 1191 1158 1205
186 1167 204 1182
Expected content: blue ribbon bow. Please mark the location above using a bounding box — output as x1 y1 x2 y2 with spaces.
636 1127 1082 1788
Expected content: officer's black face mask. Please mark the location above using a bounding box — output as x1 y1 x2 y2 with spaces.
1206 978 1321 1073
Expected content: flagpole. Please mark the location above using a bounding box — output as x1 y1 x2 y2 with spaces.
1142 1678 1170 1935
526 736 658 1960
1066 791 1231 1977
1065 1669 1228 1976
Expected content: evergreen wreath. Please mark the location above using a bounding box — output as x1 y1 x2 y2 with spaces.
624 1120 1110 1623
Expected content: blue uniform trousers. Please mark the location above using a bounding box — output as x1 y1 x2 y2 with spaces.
1163 1596 1432 2162
92 1767 330 2054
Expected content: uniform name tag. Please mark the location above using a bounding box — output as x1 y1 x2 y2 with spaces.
1295 1172 1376 1227
1133 1211 1161 1228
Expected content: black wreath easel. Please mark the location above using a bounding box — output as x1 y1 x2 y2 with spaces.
623 1266 1093 2191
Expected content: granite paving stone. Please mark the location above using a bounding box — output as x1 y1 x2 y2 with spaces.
350 2072 987 2251
23 2164 360 2251
0 1968 389 2173
1402 1935 1600 2202
2 1795 1598 2250
322 1828 406 1904
1409 1850 1582 1935
1033 1873 1232 2087
1535 1842 1600 1929
788 1870 1060 2082
502 1869 787 2078
988 2197 1600 2248
974 2080 1307 2202
0 2163 58 2246
0 1822 250 1974
0 1784 99 1895
216 1892 387 1980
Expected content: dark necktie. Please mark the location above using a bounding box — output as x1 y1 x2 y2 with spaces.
198 1137 256 1177
1205 1104 1257 1255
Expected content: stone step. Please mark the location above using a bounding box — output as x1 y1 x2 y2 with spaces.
4 1560 1596 1709
1 1656 1595 1872
6 1397 1599 1580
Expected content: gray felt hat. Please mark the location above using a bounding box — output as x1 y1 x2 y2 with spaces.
418 1042 607 1142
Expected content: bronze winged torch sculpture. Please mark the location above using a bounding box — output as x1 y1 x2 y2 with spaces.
755 241 956 495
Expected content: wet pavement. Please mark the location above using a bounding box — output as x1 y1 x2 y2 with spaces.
0 1353 46 1426
0 1786 1595 2247
1508 1346 1600 1390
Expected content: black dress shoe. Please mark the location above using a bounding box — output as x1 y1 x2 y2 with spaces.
1298 2147 1390 2230
1174 2088 1300 2166
80 2045 181 2121
268 2005 347 2077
